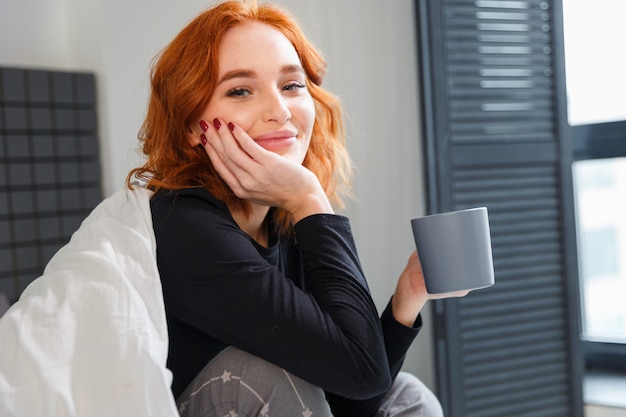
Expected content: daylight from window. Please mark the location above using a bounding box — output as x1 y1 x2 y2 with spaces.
563 0 626 125
573 158 626 342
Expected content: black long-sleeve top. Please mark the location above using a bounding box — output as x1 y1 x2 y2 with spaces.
150 188 421 416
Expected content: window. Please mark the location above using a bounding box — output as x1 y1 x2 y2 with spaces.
573 158 626 342
564 0 626 126
564 0 626 370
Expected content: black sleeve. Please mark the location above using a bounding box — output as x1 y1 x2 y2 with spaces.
152 190 391 400
327 300 422 417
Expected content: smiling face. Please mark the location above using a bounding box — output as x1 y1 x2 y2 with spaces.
199 22 316 164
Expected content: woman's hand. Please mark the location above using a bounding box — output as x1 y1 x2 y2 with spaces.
391 250 469 327
200 119 333 222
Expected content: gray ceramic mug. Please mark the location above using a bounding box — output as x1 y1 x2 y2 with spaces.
410 207 495 294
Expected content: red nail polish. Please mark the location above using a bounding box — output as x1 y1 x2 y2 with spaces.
228 122 235 132
199 120 209 132
200 133 207 145
213 118 221 130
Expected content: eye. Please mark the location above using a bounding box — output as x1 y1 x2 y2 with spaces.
283 82 306 92
226 88 251 98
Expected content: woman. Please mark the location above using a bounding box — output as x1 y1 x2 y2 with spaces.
128 1 466 416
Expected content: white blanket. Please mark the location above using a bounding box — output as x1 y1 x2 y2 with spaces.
0 187 179 416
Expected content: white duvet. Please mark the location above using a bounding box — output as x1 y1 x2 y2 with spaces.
0 187 179 416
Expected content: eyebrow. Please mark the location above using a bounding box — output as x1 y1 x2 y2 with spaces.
216 64 305 86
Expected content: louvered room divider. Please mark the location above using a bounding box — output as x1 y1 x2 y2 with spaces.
416 1 584 416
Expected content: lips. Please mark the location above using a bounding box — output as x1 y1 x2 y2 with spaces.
254 130 298 151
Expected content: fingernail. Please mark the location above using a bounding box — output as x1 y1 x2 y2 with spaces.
213 118 221 130
228 122 235 132
200 133 207 146
199 120 209 132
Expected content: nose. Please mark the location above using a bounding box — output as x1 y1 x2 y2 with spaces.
263 89 291 124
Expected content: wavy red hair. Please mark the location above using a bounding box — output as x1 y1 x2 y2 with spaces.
127 1 352 236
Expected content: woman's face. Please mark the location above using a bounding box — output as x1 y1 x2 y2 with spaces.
199 22 316 165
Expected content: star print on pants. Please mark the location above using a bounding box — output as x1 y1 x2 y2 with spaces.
220 370 232 383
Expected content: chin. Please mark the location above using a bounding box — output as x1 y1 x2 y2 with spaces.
282 154 307 165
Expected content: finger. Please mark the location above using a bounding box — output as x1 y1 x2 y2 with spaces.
203 138 247 196
201 119 227 156
205 120 273 199
198 120 245 186
200 119 250 178
227 122 275 165
211 120 260 175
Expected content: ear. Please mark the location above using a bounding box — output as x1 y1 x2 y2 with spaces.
186 127 201 147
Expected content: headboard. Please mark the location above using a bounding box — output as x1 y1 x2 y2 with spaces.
0 67 102 305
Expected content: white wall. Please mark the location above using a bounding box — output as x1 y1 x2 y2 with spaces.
0 0 434 390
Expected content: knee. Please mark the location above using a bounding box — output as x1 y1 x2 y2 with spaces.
176 347 332 417
390 372 444 417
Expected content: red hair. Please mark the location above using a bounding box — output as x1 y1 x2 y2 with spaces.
127 0 352 236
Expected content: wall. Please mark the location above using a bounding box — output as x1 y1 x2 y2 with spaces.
0 0 434 390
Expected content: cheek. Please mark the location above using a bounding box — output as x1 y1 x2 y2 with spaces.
298 99 316 137
299 102 315 161
227 108 254 128
203 100 253 128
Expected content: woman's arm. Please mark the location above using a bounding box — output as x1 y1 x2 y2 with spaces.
326 251 469 416
153 190 390 400
326 300 421 417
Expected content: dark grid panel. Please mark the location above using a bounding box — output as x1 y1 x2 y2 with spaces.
0 67 102 302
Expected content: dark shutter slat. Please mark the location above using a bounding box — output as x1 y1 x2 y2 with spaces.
466 375 568 402
463 350 567 377
465 372 571 403
466 359 565 382
448 88 553 99
452 143 558 164
466 391 571 417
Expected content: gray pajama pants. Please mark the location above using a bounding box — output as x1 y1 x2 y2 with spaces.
176 347 444 417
